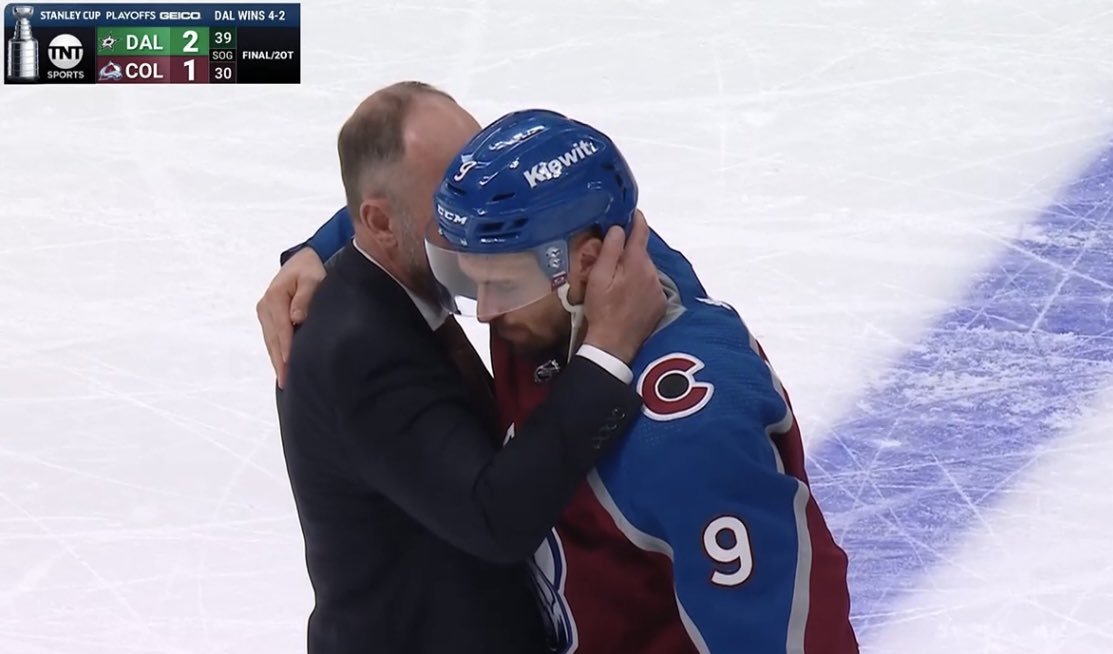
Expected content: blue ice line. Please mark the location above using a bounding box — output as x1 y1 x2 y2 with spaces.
808 143 1113 638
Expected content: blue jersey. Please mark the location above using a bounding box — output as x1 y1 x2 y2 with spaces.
280 206 354 265
290 208 857 652
492 234 858 653
591 234 856 652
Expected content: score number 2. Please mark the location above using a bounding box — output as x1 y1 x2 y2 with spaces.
183 30 199 53
702 515 754 586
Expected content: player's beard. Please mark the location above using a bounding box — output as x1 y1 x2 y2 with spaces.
494 299 574 358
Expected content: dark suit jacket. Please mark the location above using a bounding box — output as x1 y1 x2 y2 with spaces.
276 243 642 654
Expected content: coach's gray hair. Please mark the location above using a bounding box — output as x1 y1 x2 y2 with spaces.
337 81 455 222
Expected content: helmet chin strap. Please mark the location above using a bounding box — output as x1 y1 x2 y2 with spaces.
557 283 585 363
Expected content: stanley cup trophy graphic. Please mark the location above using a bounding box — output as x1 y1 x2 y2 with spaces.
6 5 38 82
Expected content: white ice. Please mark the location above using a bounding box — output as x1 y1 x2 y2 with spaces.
2 0 1113 652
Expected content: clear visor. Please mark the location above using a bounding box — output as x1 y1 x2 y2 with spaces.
425 226 567 321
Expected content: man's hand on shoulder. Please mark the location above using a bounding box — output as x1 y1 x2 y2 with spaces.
257 246 326 388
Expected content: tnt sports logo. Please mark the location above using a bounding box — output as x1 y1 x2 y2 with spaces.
46 34 84 70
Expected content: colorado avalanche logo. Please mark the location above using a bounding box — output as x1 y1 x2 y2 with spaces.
637 353 715 421
528 530 578 652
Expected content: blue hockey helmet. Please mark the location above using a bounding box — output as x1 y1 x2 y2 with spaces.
426 109 638 319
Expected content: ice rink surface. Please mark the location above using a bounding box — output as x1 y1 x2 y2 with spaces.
3 0 1113 652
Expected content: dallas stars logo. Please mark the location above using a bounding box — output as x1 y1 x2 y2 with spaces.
99 34 117 50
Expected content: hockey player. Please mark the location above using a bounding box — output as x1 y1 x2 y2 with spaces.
260 111 858 652
420 109 859 653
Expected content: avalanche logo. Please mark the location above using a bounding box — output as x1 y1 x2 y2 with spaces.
97 61 122 81
637 353 714 421
528 530 579 652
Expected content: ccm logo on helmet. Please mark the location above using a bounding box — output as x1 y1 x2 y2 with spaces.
437 204 468 225
637 353 715 421
523 140 599 188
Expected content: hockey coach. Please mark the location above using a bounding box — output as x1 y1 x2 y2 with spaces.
261 81 665 654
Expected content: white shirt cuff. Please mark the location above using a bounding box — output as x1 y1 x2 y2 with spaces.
576 344 634 385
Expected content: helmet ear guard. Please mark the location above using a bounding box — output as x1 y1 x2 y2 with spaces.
536 240 571 288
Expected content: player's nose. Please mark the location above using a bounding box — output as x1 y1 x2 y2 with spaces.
475 292 498 323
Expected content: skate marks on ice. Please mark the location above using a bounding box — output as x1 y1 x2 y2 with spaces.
809 144 1113 637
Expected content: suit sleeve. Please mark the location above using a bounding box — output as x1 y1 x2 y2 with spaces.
332 339 643 564
279 206 354 265
598 349 812 653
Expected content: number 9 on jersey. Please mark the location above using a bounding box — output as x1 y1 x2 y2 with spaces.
703 515 754 587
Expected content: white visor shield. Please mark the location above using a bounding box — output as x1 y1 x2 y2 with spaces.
425 226 569 321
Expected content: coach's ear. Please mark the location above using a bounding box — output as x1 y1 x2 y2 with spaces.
358 195 398 250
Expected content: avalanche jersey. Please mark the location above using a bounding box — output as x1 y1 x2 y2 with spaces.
492 232 858 654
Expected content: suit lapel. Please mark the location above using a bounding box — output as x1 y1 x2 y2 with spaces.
328 242 435 339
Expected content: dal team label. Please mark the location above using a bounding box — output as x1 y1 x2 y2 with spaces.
3 2 300 84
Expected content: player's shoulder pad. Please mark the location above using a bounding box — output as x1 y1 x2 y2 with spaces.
630 295 787 428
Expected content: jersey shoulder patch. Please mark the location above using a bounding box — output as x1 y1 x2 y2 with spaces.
636 352 715 421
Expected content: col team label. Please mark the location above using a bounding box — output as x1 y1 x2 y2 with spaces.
3 3 299 84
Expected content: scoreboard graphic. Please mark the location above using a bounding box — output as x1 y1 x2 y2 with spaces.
3 3 299 84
